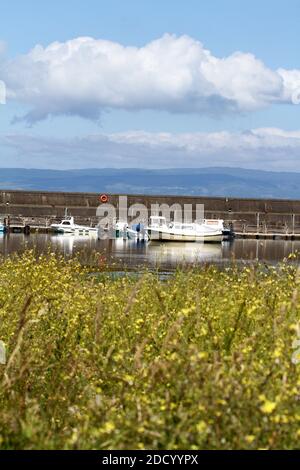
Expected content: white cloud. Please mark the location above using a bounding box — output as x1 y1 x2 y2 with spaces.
1 34 300 123
278 68 300 104
2 127 300 171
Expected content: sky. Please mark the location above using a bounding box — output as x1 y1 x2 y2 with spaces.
0 0 300 170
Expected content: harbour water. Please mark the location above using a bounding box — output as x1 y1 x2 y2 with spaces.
0 232 300 270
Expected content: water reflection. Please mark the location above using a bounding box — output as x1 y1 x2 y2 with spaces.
0 233 299 269
147 241 222 266
51 233 98 256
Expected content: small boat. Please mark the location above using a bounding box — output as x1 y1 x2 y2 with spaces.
51 216 98 235
147 216 223 242
114 220 129 237
112 220 149 241
127 224 149 242
0 219 6 233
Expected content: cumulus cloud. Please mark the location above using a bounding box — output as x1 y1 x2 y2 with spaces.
1 34 300 123
2 127 300 171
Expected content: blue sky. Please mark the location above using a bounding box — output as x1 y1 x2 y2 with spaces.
0 0 300 169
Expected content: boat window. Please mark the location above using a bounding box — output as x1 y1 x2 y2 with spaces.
205 220 218 225
62 221 71 225
150 217 166 227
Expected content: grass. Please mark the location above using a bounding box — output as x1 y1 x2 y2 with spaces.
0 250 300 449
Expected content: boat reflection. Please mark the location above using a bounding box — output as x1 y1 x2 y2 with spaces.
101 239 222 268
50 233 98 256
147 241 222 267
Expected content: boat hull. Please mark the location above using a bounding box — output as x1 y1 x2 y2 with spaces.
51 226 75 234
51 225 98 235
148 229 223 242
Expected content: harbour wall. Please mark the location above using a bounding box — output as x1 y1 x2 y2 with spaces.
1 189 300 235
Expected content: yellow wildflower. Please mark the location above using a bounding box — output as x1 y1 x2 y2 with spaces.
260 400 277 414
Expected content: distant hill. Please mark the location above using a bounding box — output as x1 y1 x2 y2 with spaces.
1 167 300 199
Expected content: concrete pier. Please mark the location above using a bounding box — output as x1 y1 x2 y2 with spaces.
1 189 300 239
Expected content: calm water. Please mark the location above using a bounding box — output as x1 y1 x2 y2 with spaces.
0 232 299 270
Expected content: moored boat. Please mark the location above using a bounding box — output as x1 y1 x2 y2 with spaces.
0 219 6 233
127 224 149 241
111 220 149 241
51 216 98 235
114 220 129 237
147 216 223 242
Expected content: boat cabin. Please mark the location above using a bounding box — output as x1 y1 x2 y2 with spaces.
149 216 168 228
59 217 75 226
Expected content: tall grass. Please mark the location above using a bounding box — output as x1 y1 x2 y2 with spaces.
0 250 300 449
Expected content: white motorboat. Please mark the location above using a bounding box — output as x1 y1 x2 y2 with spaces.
51 216 98 235
147 216 223 242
